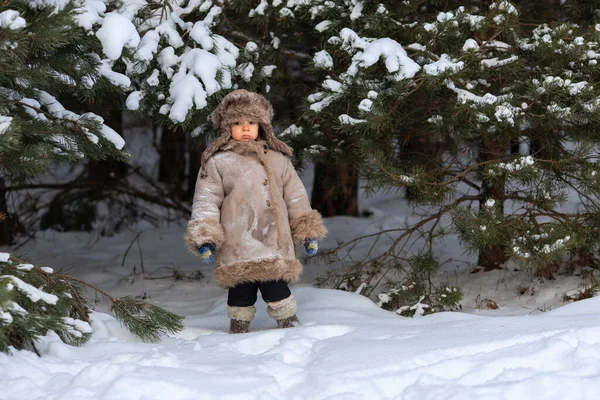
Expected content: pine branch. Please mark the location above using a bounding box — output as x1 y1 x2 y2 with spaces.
9 257 184 343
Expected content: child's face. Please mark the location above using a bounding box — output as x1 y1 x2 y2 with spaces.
231 119 259 142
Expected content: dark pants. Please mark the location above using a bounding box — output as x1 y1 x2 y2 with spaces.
227 280 291 307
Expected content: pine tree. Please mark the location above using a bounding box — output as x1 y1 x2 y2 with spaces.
305 0 600 314
122 0 238 128
0 0 130 178
0 1 184 349
117 0 361 214
223 0 363 216
0 253 183 353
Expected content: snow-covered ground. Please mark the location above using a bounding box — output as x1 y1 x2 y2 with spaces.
1 168 596 399
2 275 600 399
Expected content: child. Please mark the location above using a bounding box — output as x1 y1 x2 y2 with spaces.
184 89 327 334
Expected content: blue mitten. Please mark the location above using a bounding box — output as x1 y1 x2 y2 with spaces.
303 238 319 256
198 243 216 263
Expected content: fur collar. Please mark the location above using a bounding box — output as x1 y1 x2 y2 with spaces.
219 140 269 155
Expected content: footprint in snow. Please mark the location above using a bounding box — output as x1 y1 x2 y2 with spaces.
232 325 354 366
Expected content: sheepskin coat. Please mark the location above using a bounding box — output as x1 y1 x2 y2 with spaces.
184 90 327 288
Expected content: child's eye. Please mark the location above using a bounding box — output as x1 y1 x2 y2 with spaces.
233 121 241 125
249 121 257 124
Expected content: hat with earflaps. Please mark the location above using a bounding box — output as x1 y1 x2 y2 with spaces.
199 89 293 177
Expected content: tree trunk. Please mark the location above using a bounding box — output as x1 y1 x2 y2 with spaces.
311 161 359 217
0 177 16 245
402 130 444 200
477 136 510 271
159 126 187 199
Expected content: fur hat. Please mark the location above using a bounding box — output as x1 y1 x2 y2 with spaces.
199 90 293 177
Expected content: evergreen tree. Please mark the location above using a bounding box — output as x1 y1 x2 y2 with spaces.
303 0 600 314
0 1 184 349
0 253 183 353
117 0 360 214
223 0 363 216
0 0 130 178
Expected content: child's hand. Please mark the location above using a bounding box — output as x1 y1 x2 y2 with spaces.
198 243 216 263
303 239 319 256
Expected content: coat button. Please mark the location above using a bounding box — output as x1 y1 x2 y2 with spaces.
263 179 268 186
266 200 271 207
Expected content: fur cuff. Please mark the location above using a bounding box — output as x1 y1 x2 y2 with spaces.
213 258 303 288
290 209 327 244
267 296 298 320
227 305 256 321
184 219 226 255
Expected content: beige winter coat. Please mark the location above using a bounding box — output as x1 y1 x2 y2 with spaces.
184 90 326 288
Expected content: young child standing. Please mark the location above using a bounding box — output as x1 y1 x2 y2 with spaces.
184 89 327 334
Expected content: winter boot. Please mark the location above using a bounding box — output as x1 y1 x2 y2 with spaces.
229 319 251 334
267 295 301 329
227 305 256 334
276 314 301 329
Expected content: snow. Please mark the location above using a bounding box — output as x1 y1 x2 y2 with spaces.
490 0 518 15
180 48 222 95
309 93 337 112
358 99 372 112
125 0 234 128
1 275 58 304
279 7 294 18
351 37 421 80
146 69 160 86
249 0 269 16
349 1 363 21
485 40 512 50
96 12 140 60
136 31 160 62
271 35 281 49
0 116 12 135
76 0 106 30
0 312 12 324
423 54 464 76
494 102 521 125
2 275 600 399
323 79 343 93
315 20 331 32
428 115 443 125
126 91 143 111
100 124 126 150
157 47 178 77
244 41 258 55
238 62 255 82
0 10 26 30
462 38 480 52
98 58 132 88
261 65 277 77
313 50 334 69
169 73 207 123
279 124 303 137
190 22 214 50
2 158 600 398
446 81 498 105
339 114 366 125
481 55 519 68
